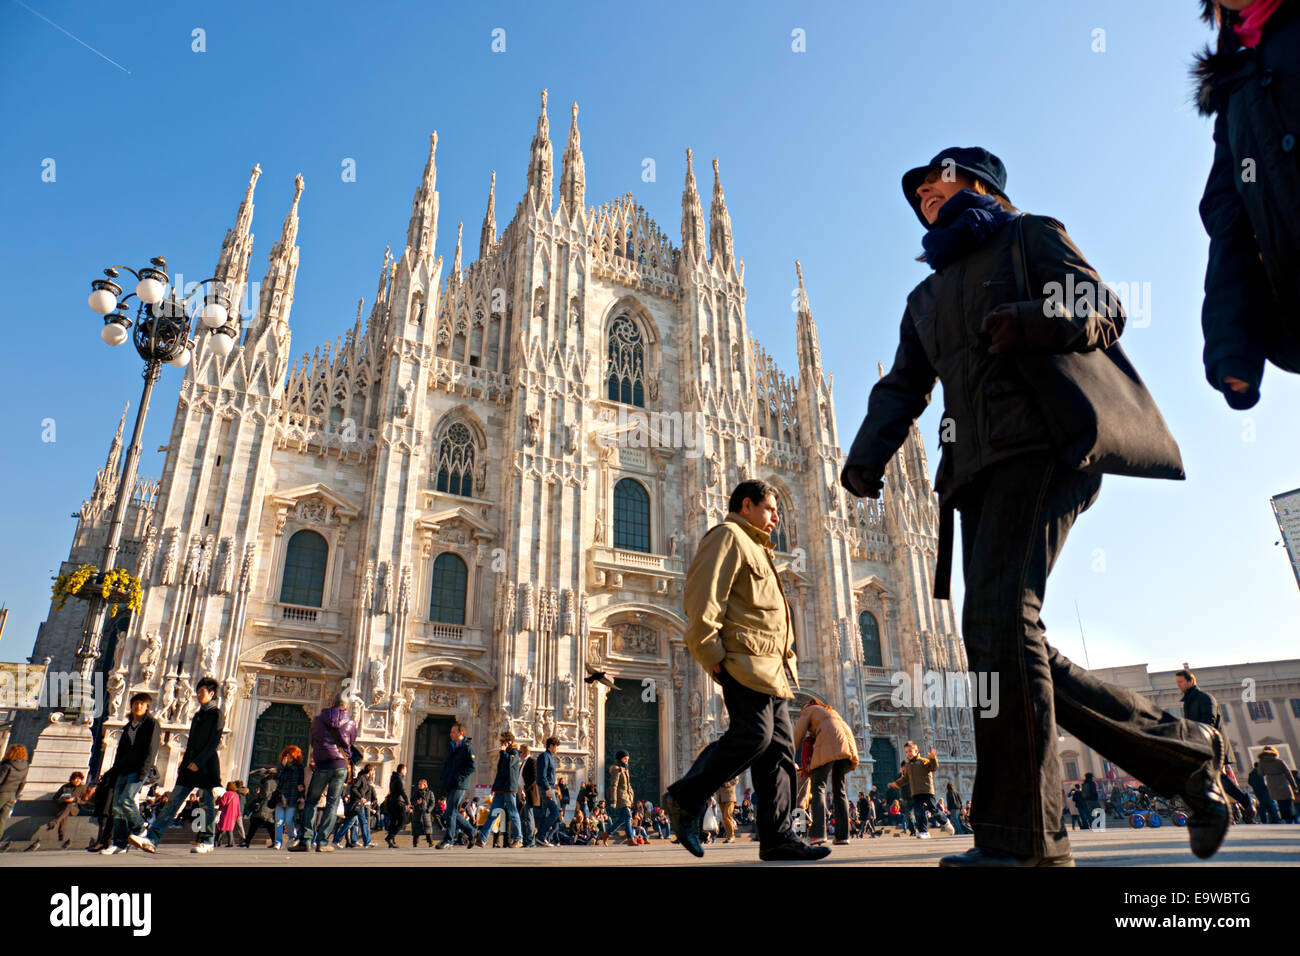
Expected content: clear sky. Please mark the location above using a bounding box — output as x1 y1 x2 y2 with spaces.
1 0 1295 672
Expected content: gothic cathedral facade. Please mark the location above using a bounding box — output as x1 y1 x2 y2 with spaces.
20 91 975 801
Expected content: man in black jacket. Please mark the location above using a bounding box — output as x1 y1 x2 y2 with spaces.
1176 669 1255 821
437 722 475 849
100 692 159 855
473 732 521 848
132 677 223 854
333 765 376 848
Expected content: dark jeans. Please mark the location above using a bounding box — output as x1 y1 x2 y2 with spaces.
518 794 535 846
296 768 347 847
147 781 215 844
443 788 467 844
912 793 948 834
955 452 1215 858
1219 771 1252 812
668 666 797 850
809 759 851 841
536 793 560 842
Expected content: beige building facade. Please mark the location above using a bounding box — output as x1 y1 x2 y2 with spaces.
1058 659 1300 789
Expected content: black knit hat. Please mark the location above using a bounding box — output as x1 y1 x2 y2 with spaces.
902 146 1009 229
615 750 629 761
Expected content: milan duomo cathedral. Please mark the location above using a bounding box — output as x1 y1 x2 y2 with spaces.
19 91 975 802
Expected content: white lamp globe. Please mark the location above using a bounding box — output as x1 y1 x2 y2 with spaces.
199 301 228 329
136 276 165 304
101 323 129 346
168 346 192 368
208 331 236 358
88 288 118 314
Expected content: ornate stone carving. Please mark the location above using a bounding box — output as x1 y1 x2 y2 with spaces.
238 542 256 594
611 622 657 656
525 410 540 446
361 560 375 612
159 529 179 586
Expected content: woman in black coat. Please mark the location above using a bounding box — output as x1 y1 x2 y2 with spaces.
1193 0 1300 409
410 779 434 847
842 147 1228 866
384 764 409 849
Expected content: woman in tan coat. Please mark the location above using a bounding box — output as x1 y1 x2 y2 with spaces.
792 699 859 845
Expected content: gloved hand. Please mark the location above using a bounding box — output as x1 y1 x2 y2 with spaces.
840 465 882 499
979 304 1025 354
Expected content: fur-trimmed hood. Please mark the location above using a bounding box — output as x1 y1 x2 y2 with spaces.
1192 0 1298 115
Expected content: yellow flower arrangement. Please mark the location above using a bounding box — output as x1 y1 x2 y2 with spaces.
101 567 143 617
51 564 98 610
50 564 143 617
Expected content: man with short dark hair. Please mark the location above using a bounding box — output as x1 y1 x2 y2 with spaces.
664 481 829 863
101 692 159 855
132 677 223 853
1176 669 1255 822
474 732 522 848
437 722 475 849
535 736 561 846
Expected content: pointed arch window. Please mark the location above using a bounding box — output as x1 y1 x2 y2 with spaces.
859 611 884 668
606 315 645 406
613 478 651 553
436 422 476 497
280 529 328 607
429 552 468 624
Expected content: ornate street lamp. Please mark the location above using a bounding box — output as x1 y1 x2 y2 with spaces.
73 257 238 730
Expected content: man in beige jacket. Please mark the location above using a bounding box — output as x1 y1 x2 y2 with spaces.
664 480 830 863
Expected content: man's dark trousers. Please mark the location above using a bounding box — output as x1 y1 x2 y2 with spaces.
667 667 796 850
956 452 1216 859
809 758 851 842
912 793 949 834
443 787 467 844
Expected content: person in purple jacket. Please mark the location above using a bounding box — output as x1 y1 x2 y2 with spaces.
290 691 358 853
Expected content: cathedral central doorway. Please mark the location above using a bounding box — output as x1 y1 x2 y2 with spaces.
603 677 661 805
870 737 898 795
249 702 311 773
413 714 455 798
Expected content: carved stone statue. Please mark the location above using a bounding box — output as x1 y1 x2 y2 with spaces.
173 673 195 722
559 674 576 721
525 410 540 446
159 531 179 586
139 632 161 683
368 657 387 704
476 457 488 495
107 668 126 719
668 528 684 557
200 637 223 677
518 673 533 715
593 513 604 545
361 561 375 613
159 675 176 722
564 422 578 455
707 455 721 488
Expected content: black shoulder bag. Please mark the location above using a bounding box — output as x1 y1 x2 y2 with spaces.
1008 216 1186 480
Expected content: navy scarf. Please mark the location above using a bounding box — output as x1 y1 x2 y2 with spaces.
920 189 1017 271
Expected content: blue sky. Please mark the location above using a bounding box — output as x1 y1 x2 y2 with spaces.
1 0 1296 672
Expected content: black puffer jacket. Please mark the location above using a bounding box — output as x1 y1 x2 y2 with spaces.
845 214 1123 504
1194 0 1300 407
